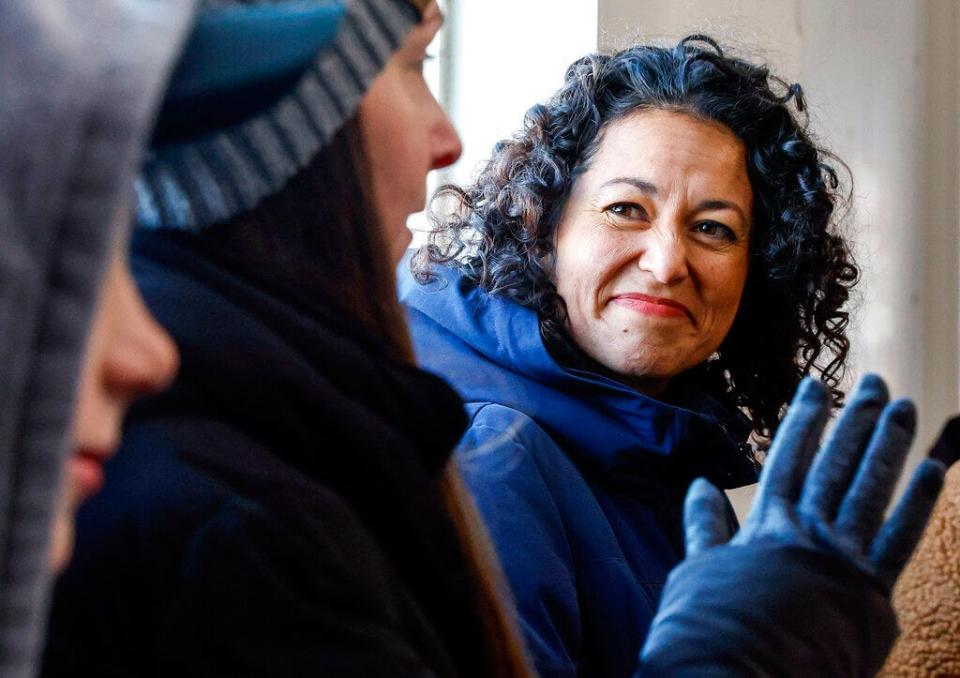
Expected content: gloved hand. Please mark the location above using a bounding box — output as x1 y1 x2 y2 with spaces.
688 373 944 589
637 375 947 678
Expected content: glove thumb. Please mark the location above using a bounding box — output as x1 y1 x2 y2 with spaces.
684 477 734 558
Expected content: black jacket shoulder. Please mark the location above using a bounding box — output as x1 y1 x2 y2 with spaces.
44 416 454 678
43 233 486 677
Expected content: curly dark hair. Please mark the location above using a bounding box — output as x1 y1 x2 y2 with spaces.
415 35 858 439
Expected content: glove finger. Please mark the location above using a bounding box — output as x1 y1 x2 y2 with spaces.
755 377 830 506
684 478 732 557
928 415 960 467
869 458 945 590
835 399 916 547
799 374 888 519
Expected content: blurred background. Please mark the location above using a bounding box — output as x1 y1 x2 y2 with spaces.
411 0 960 514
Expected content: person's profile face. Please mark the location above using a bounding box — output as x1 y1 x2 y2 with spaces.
50 238 179 572
358 1 462 264
553 109 753 394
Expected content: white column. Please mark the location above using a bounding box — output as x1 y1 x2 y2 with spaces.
919 0 959 454
796 0 955 449
442 0 599 188
410 0 599 241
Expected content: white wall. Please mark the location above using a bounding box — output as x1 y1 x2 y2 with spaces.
441 0 599 186
408 0 599 241
599 0 960 515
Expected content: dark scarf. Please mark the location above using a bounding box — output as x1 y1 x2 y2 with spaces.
128 229 490 677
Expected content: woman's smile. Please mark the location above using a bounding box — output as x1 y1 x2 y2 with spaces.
610 293 691 321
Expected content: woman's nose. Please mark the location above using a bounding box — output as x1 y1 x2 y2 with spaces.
639 232 690 285
429 106 462 170
103 295 179 399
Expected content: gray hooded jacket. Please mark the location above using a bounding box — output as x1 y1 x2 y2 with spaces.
0 2 194 675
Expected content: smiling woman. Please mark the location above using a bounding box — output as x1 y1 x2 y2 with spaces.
400 35 859 677
554 110 752 393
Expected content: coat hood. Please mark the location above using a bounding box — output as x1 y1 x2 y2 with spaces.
0 2 194 675
399 261 758 490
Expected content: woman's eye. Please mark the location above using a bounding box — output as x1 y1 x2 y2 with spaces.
693 220 737 242
605 203 645 220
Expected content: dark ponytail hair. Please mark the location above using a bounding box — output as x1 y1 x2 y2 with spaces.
184 114 535 678
192 116 413 362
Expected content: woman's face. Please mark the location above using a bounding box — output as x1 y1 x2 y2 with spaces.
359 1 462 264
51 241 179 571
553 109 752 394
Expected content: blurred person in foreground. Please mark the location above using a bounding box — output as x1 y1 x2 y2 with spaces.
0 1 190 675
43 1 532 675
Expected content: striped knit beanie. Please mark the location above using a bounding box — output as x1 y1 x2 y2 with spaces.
135 0 426 231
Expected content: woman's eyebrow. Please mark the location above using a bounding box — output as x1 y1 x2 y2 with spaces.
596 178 749 223
695 199 748 223
598 177 658 195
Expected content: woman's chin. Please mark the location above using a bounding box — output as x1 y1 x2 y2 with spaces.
48 509 75 574
48 455 104 573
591 347 687 390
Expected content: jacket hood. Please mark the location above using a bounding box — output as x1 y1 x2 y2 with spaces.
0 2 194 675
399 261 758 490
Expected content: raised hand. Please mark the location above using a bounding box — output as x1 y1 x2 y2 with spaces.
685 374 945 589
638 375 948 677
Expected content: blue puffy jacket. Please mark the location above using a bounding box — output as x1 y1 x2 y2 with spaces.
399 264 760 678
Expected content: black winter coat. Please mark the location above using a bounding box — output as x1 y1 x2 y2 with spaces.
42 231 494 677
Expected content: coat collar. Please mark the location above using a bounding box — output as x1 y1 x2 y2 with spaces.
399 262 758 490
128 231 496 678
131 230 467 478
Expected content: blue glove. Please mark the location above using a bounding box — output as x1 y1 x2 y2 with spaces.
638 375 947 677
688 373 944 588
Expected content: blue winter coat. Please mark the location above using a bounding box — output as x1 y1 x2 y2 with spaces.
399 263 760 678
